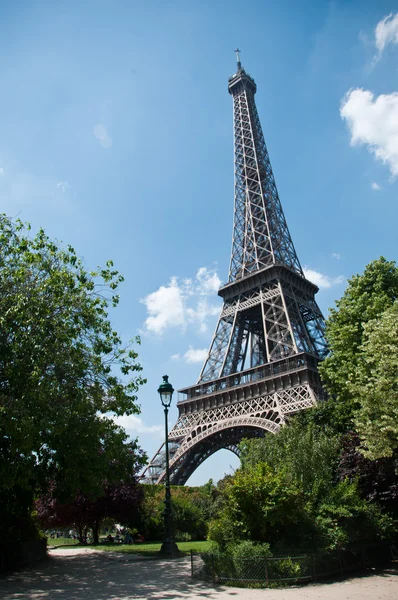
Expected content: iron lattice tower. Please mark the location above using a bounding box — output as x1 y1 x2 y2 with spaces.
142 53 327 485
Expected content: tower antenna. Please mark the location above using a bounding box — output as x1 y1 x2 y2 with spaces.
235 48 242 70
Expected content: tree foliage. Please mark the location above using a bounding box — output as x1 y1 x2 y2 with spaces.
337 432 398 514
319 257 398 432
139 484 214 541
240 419 339 503
208 417 396 553
207 463 306 549
349 303 398 459
0 215 146 541
36 475 144 544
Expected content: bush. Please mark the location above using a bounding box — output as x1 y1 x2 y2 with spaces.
230 541 272 580
207 514 236 548
230 540 272 560
201 541 272 584
175 531 191 542
269 557 305 582
207 463 307 549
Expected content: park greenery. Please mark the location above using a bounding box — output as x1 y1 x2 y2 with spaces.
0 213 397 572
0 216 146 560
204 257 398 563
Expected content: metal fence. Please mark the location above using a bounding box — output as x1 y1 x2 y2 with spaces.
191 542 397 587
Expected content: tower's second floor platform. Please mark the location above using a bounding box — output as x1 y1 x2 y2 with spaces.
177 351 323 415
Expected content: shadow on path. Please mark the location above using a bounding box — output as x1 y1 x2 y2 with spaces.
0 552 236 600
0 550 397 600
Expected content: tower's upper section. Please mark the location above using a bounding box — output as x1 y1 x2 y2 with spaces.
226 52 303 284
228 49 257 96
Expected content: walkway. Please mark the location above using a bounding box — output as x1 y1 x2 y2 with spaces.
0 547 397 600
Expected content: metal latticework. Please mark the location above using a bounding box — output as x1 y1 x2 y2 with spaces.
228 67 302 282
142 56 327 485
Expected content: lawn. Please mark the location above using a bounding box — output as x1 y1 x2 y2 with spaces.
47 537 79 547
48 538 212 555
101 540 212 555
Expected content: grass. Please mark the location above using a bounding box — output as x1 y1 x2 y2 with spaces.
101 540 212 555
47 537 79 547
48 538 212 555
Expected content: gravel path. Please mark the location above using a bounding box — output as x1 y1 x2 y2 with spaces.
0 547 396 600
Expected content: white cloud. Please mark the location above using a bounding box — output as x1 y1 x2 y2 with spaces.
113 414 163 437
371 181 381 191
375 13 398 57
141 267 221 335
304 268 344 289
56 181 69 192
0 167 4 175
186 299 220 333
142 277 185 335
183 347 208 364
93 124 113 149
340 88 398 177
170 353 180 361
332 252 341 260
196 266 221 294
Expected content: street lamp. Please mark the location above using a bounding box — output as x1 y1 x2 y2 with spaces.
158 375 180 558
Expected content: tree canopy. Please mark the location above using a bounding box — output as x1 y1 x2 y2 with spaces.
36 473 145 544
0 216 146 542
318 257 398 432
349 302 398 459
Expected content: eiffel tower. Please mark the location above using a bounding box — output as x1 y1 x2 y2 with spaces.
142 51 327 485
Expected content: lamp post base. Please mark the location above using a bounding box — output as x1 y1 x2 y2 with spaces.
159 540 181 558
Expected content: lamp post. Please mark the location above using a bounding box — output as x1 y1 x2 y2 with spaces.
158 375 180 558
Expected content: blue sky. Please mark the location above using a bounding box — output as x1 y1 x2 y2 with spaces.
1 1 398 485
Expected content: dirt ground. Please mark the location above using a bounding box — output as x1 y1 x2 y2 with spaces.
0 547 397 600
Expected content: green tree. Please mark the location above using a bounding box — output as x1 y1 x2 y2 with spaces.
318 257 398 432
139 484 212 541
0 216 145 538
350 303 398 459
240 420 339 504
207 463 307 549
222 418 396 552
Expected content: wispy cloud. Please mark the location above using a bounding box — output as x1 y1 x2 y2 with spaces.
171 346 208 364
184 347 208 364
332 252 341 260
340 89 398 178
113 414 163 437
0 167 4 175
196 267 221 294
56 181 69 192
141 267 221 335
304 268 344 289
93 124 113 149
374 13 398 61
371 181 381 191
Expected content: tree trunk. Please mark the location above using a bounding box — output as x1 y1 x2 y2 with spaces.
77 525 87 544
92 521 100 545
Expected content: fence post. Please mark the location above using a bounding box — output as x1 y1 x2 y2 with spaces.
212 554 216 585
190 550 193 577
264 558 269 585
361 547 365 568
311 554 316 582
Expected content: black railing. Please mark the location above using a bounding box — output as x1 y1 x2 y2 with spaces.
191 542 397 587
179 353 318 402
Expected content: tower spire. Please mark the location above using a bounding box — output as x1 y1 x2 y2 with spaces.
227 61 302 281
235 47 242 70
